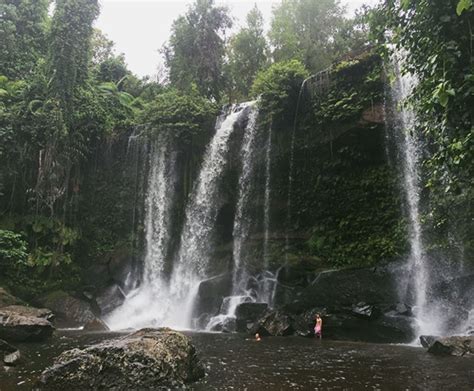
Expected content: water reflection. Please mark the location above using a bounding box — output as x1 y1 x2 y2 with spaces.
1 331 473 390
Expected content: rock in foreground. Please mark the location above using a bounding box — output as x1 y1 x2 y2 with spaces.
0 306 54 342
421 335 474 357
38 328 205 390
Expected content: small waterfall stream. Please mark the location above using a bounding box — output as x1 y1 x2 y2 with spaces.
258 123 277 305
390 54 445 338
285 77 310 256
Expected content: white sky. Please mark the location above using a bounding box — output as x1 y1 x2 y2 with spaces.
95 0 380 78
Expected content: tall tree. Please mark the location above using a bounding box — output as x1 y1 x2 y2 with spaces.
0 0 50 79
48 0 99 121
226 5 268 100
31 0 100 217
269 0 345 72
163 0 232 101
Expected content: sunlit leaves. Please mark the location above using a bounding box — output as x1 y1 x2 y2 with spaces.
456 0 473 15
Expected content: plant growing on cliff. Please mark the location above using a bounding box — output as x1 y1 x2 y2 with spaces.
251 60 309 122
380 0 473 256
143 88 218 143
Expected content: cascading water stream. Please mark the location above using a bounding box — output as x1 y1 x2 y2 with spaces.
106 131 177 330
231 104 259 293
258 123 277 306
390 54 444 337
285 77 311 257
206 103 261 330
164 102 256 329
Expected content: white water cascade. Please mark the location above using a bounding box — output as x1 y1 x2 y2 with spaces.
106 132 178 329
257 124 277 305
231 104 259 292
391 55 444 337
206 103 262 330
107 103 257 330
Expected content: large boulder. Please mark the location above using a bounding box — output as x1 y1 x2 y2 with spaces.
3 305 54 322
351 302 381 319
422 335 474 357
252 310 294 336
207 316 236 333
38 328 205 390
235 303 268 333
37 291 96 326
0 306 54 342
195 273 232 317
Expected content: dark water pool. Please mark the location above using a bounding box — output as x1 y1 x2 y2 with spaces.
1 331 473 390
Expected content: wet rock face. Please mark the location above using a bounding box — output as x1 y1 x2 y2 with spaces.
83 318 110 332
38 328 205 390
0 306 54 342
351 302 381 319
37 291 96 326
235 303 268 333
252 311 294 336
421 335 474 357
95 284 126 316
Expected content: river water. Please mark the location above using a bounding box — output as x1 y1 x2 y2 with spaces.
1 331 473 390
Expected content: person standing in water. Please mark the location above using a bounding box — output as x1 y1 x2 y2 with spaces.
314 314 323 339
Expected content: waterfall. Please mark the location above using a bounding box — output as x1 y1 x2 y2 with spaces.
106 131 178 329
124 128 148 291
231 104 259 293
390 54 443 337
166 102 256 328
258 124 277 306
206 103 261 330
285 78 308 256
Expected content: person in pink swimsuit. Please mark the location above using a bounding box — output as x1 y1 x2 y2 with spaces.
314 314 322 339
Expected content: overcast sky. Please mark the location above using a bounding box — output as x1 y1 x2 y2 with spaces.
95 0 380 78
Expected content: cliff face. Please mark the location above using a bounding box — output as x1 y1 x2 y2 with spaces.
264 53 407 272
76 52 408 294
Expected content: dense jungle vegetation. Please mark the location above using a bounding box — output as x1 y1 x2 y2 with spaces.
0 0 472 299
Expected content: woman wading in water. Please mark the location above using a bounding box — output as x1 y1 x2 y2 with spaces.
314 314 322 339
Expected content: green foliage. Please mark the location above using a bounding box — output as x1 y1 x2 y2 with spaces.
0 0 49 79
21 215 79 267
456 0 473 15
0 230 28 267
226 5 268 100
91 28 115 66
143 88 217 142
96 55 130 84
251 60 310 119
380 0 474 257
48 0 99 122
163 0 232 101
315 53 384 125
305 167 407 267
269 0 366 73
